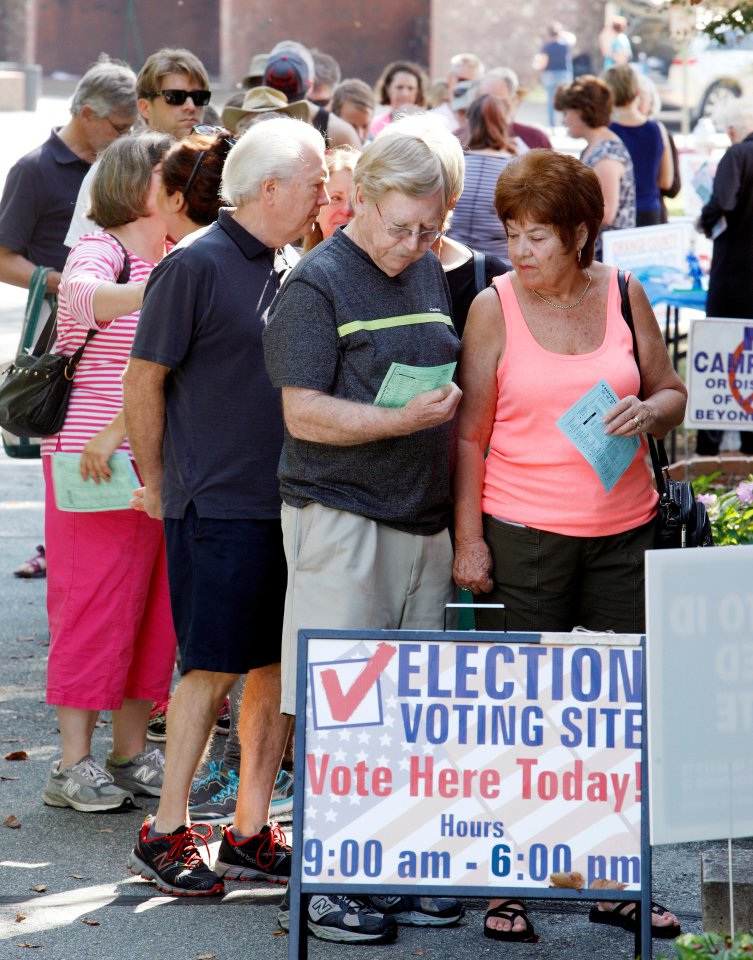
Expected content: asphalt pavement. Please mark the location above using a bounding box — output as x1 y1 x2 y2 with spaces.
0 81 722 960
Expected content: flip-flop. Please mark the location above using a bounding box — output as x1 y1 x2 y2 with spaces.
14 545 46 579
589 900 682 939
483 899 537 942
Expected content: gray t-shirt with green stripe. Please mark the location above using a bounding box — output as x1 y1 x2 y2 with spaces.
263 228 459 535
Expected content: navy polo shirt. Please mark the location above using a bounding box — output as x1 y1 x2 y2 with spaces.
131 209 288 520
0 129 91 271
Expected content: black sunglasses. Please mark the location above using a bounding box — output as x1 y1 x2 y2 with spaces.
183 130 238 197
156 88 212 107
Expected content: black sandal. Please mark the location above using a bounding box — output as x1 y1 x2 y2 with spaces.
589 900 681 939
483 899 536 942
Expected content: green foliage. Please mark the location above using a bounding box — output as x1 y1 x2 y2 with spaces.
674 931 753 959
671 1 753 40
693 473 753 545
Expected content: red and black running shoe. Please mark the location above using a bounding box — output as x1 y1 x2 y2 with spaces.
214 822 291 883
127 816 224 896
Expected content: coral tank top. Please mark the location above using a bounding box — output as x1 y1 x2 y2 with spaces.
481 270 658 536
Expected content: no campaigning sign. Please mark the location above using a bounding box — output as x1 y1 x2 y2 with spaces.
302 635 642 890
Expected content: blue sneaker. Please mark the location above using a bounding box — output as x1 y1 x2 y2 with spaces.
188 760 234 807
270 769 293 822
189 769 239 825
366 895 465 926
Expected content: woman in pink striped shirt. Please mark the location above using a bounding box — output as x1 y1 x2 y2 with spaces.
41 133 177 813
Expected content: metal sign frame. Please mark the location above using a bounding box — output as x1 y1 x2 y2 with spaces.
287 629 653 960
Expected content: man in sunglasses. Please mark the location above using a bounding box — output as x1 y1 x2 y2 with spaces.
66 48 213 248
136 47 212 141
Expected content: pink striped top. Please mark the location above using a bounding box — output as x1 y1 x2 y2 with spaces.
41 232 161 457
481 270 658 536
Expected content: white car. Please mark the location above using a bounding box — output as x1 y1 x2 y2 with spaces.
658 32 753 120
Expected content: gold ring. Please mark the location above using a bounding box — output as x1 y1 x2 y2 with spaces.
633 416 642 429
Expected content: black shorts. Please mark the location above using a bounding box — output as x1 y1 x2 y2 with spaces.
164 503 285 674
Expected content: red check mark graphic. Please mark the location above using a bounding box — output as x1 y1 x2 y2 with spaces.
320 642 397 722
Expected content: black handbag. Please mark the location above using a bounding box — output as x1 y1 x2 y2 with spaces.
0 236 130 439
617 270 713 548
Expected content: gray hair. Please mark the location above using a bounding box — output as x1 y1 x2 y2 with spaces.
220 116 325 205
636 73 661 116
482 66 519 96
71 54 137 119
716 98 753 139
311 50 341 90
355 113 464 210
449 53 485 78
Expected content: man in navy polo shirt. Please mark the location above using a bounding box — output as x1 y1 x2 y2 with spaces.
122 117 329 896
0 55 137 294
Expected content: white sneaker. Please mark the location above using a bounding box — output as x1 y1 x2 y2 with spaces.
43 755 135 812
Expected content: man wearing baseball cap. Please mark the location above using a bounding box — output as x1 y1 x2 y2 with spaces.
264 41 360 148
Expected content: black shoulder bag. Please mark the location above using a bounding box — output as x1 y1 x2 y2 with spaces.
617 270 712 548
0 235 131 439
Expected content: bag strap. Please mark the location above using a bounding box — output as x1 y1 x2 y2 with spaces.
616 269 669 496
32 232 131 360
472 249 487 295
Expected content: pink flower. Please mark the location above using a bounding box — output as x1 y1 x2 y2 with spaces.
696 493 718 507
735 480 753 504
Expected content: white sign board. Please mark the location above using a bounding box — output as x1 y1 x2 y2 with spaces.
686 318 753 430
679 151 721 219
601 222 691 272
646 548 753 845
300 635 643 890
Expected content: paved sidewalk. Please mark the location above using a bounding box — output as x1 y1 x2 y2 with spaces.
0 453 711 960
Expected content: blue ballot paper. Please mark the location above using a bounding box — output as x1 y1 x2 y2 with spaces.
51 452 139 512
555 380 640 493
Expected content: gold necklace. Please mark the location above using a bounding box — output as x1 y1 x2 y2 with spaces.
532 270 592 310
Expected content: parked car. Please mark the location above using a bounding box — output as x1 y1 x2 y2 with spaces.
660 31 753 121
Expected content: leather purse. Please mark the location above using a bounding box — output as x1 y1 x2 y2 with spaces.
617 270 713 549
0 235 130 439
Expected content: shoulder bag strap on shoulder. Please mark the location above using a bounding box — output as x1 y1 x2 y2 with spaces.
472 249 487 295
617 268 668 495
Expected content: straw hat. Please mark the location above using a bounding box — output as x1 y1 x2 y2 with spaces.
242 52 269 88
222 86 310 130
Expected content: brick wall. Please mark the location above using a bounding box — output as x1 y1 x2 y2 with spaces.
430 0 603 88
220 0 430 87
0 0 36 63
36 0 219 76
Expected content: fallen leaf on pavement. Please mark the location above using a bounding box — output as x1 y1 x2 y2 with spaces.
0 775 20 781
97 828 114 833
1 738 21 743
17 944 41 949
81 918 100 926
31 885 47 893
68 874 88 880
272 930 286 937
550 871 585 889
15 636 35 642
591 878 627 890
15 914 26 922
5 751 29 761
4 815 21 829
197 954 218 959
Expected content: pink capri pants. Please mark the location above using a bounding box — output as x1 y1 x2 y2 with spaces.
43 456 176 710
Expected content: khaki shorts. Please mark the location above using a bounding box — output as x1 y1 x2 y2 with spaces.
280 502 454 714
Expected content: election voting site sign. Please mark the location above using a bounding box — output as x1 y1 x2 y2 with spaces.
646 549 753 845
687 318 753 430
295 631 645 893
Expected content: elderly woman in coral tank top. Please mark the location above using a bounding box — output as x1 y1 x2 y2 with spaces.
452 149 685 943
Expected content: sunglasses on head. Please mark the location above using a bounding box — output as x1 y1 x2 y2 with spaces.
183 129 238 197
156 89 212 107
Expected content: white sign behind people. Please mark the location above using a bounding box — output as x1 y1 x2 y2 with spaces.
646 548 753 844
686 318 753 431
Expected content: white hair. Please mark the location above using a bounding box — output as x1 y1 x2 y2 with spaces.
482 66 519 96
716 98 753 139
636 73 662 116
449 53 485 77
220 116 325 205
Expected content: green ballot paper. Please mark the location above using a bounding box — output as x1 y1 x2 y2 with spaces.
373 361 457 408
51 452 139 512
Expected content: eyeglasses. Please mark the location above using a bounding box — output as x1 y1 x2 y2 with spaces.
155 89 212 107
102 115 133 136
374 202 443 244
182 132 238 197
